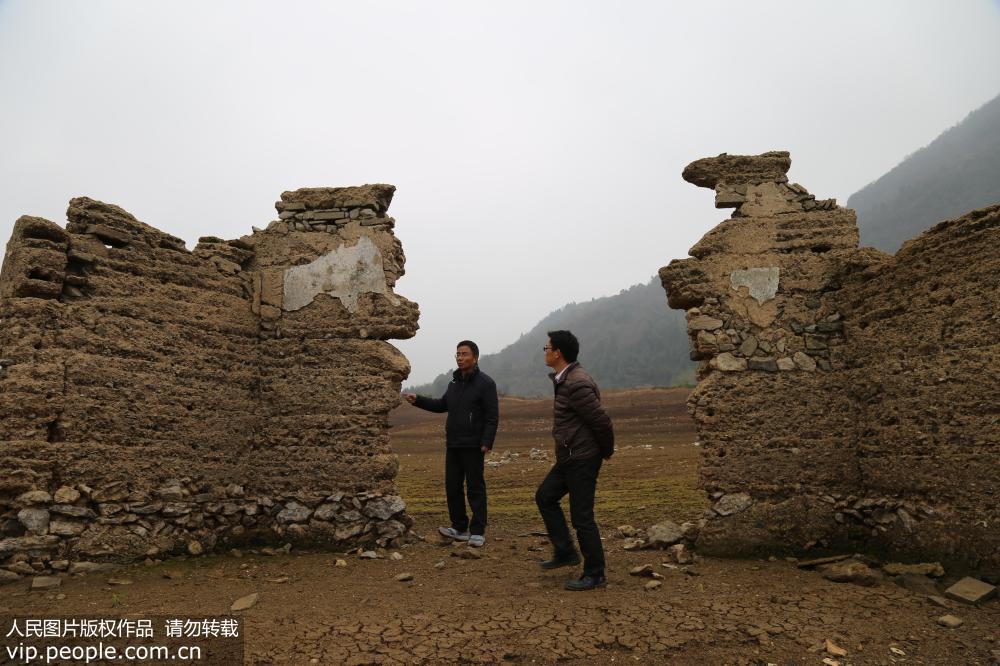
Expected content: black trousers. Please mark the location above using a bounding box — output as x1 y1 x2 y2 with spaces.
535 454 605 577
445 447 487 536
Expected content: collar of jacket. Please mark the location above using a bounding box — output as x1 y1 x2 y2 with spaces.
452 365 480 382
548 361 580 386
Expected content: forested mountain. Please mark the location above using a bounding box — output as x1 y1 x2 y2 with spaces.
848 92 1000 253
405 278 695 398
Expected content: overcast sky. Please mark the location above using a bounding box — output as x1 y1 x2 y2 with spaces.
2 1 999 385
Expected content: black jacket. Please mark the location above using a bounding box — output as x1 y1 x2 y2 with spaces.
550 361 614 462
413 366 499 449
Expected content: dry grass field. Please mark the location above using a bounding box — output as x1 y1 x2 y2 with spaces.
391 387 706 529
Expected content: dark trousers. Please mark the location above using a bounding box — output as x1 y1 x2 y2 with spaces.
535 454 605 577
445 447 487 536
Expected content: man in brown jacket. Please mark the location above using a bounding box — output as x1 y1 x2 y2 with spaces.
535 329 614 591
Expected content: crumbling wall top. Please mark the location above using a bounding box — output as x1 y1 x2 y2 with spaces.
682 151 791 189
278 184 396 214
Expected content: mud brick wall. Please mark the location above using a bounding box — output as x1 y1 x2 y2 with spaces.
0 186 418 576
837 204 1000 573
660 152 999 577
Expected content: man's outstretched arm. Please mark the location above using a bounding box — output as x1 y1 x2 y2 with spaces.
405 390 448 413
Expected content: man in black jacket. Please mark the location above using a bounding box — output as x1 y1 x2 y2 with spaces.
404 340 498 547
536 329 614 590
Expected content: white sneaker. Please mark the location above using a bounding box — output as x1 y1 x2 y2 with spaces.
467 535 485 548
439 526 470 541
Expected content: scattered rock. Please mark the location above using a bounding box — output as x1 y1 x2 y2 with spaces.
936 614 963 628
265 577 290 584
334 559 348 568
944 576 996 604
30 576 61 591
825 639 847 657
106 578 132 586
0 570 21 584
617 525 640 538
668 543 695 565
187 541 203 556
927 595 951 608
162 570 183 580
820 560 880 587
644 580 662 591
69 562 114 575
883 562 945 577
622 538 644 551
358 551 380 560
645 521 683 548
434 561 445 570
390 552 404 561
230 593 259 612
451 549 482 560
395 573 413 582
796 554 852 569
629 564 655 577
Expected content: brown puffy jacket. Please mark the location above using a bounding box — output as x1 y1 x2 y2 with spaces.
550 362 615 463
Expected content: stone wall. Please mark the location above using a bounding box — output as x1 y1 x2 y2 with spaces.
0 186 418 578
660 152 999 577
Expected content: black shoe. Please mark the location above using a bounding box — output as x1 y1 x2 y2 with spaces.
564 575 606 591
540 553 581 570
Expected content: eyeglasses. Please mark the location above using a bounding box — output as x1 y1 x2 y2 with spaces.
543 346 554 352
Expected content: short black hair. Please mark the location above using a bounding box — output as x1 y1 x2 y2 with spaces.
546 330 579 363
457 340 479 358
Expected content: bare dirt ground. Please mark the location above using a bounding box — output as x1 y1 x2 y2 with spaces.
2 388 997 665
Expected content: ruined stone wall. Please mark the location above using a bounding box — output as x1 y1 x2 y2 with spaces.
837 204 1000 573
0 187 418 577
660 152 999 577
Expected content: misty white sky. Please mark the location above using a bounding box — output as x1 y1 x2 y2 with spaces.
2 1 999 385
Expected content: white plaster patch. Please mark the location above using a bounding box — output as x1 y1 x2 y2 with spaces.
282 236 398 312
730 267 780 305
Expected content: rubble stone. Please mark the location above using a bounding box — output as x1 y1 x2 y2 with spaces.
645 521 683 548
883 562 945 578
820 561 880 587
945 577 996 604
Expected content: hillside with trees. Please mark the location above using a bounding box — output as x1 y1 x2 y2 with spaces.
848 92 1000 253
405 278 695 398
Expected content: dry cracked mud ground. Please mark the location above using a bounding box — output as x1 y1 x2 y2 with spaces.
2 389 997 664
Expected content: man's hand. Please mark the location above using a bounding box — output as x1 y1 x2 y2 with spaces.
402 393 417 404
481 445 490 454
